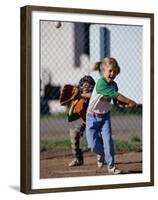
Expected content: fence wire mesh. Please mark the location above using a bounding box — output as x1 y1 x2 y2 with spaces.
40 21 142 153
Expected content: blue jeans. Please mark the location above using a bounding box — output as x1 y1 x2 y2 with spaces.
86 112 114 169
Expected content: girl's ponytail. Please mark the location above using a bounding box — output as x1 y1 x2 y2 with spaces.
93 61 102 72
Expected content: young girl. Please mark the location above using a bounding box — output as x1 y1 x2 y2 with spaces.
86 57 137 174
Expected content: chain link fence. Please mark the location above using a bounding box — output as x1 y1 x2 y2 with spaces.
40 21 142 152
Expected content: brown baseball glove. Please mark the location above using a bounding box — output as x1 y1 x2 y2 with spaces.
60 84 80 106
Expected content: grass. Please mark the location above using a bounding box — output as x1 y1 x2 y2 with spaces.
131 136 141 143
40 136 142 153
114 139 142 153
40 139 71 152
40 112 67 120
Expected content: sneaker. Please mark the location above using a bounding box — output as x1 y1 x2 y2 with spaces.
108 167 121 175
68 158 84 167
97 155 104 168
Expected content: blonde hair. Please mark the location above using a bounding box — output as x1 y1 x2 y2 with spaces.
101 57 120 74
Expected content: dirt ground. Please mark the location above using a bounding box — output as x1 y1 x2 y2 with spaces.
40 150 142 178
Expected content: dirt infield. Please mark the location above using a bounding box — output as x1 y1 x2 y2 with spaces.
40 150 142 178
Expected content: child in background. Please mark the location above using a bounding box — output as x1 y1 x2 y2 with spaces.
86 57 137 174
68 76 96 167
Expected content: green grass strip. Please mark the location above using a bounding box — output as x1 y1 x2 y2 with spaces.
40 137 142 153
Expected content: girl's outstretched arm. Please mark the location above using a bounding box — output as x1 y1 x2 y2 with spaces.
117 94 137 108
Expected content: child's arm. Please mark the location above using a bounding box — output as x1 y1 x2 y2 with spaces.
81 92 91 99
117 94 137 108
68 99 79 116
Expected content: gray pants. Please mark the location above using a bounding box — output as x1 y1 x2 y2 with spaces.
69 124 85 161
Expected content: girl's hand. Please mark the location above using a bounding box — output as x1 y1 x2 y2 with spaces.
125 100 137 108
117 101 126 107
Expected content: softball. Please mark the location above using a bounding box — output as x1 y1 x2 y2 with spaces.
55 21 62 28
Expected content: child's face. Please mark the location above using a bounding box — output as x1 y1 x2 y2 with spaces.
103 64 118 82
81 82 90 93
